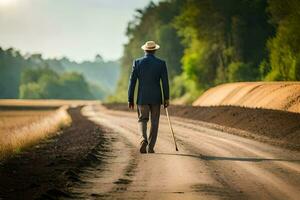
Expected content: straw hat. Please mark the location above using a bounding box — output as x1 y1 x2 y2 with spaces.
141 41 160 51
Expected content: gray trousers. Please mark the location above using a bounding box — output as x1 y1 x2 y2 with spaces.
137 104 161 150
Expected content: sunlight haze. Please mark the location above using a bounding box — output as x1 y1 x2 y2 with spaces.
0 0 158 61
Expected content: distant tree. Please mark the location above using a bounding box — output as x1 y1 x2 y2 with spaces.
19 68 94 99
59 72 93 99
0 46 119 100
89 83 107 100
21 68 58 85
19 83 42 99
94 54 104 63
38 71 61 98
0 48 25 98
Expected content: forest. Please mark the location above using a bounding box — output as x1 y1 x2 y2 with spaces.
110 0 300 103
0 48 120 100
1 0 299 102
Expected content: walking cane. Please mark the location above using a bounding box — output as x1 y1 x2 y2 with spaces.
165 107 179 151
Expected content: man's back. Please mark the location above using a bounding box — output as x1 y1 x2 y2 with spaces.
128 53 169 105
128 41 169 153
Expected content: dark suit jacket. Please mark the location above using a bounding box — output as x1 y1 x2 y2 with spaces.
128 53 169 105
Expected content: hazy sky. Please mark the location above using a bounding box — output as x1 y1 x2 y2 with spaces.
0 0 158 61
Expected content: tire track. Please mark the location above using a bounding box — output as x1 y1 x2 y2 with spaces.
80 104 300 200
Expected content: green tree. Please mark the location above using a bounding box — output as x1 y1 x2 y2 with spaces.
265 0 300 81
19 83 42 99
112 0 185 102
174 0 272 91
228 62 258 82
59 72 93 99
19 68 94 99
0 46 118 100
0 48 25 98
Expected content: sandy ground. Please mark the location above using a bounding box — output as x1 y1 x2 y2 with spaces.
103 103 300 150
1 104 299 200
69 104 300 200
193 82 300 113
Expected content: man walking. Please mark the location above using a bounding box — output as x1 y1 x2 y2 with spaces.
128 41 169 154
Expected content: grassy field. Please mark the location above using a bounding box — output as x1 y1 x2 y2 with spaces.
0 110 54 136
0 101 76 160
0 99 99 108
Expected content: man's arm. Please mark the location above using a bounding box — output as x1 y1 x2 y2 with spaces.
161 61 170 107
128 60 138 109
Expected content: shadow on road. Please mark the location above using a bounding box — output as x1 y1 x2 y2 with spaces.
156 153 300 163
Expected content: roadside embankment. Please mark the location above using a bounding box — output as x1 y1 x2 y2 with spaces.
193 82 300 113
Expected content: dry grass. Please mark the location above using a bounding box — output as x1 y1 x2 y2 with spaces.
0 99 100 107
0 110 53 136
0 106 72 160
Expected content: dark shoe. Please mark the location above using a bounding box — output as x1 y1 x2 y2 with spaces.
148 148 155 153
140 141 148 154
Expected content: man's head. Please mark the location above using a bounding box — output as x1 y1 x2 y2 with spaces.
141 41 160 54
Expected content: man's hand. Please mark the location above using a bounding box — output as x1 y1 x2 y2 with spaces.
128 102 134 110
164 99 169 108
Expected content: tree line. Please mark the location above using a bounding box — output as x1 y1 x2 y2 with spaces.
0 48 120 99
111 0 300 103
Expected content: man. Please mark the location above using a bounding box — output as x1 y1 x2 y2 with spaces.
128 41 169 154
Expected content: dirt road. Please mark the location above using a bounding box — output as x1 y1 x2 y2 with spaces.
67 104 300 200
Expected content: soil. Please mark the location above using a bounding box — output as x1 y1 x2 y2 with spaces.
0 107 107 199
103 103 300 151
0 104 299 200
193 82 300 113
76 104 300 200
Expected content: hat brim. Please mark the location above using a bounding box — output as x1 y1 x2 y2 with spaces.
141 44 160 50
